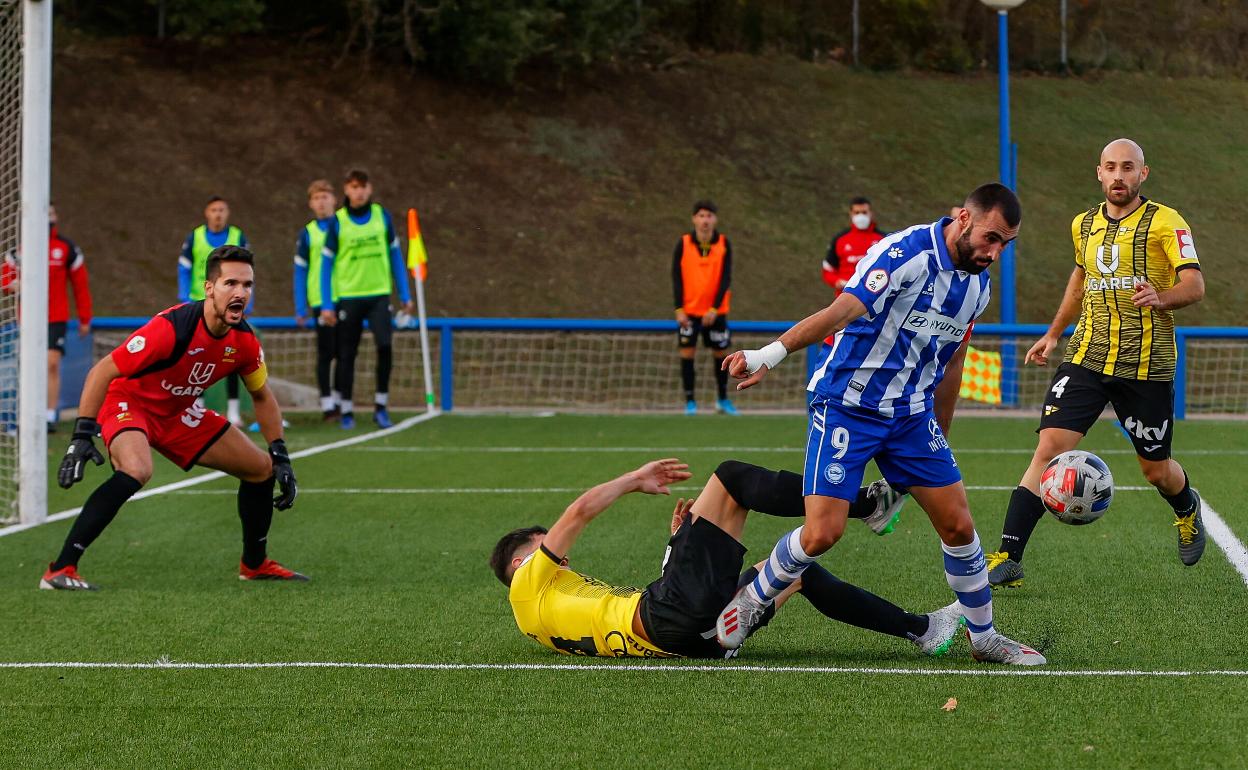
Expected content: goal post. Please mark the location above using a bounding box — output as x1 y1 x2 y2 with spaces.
17 0 51 525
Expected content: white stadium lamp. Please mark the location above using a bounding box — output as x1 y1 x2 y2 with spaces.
980 0 1027 9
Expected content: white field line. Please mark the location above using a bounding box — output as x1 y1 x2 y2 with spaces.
0 661 1246 677
1200 497 1248 587
0 410 442 539
167 484 1161 496
355 446 1248 456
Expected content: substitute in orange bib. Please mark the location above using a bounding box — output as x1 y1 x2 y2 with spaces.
672 200 735 415
41 246 304 591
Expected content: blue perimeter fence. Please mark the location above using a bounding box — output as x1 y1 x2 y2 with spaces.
57 317 1248 419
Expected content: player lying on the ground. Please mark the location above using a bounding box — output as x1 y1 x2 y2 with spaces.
41 245 303 591
718 183 1045 665
490 458 964 659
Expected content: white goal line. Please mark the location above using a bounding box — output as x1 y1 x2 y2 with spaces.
0 410 441 539
355 446 1248 456
167 484 1163 495
1 661 1246 678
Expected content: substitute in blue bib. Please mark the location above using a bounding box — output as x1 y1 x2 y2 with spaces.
716 183 1046 667
177 195 250 426
317 169 413 430
293 179 342 421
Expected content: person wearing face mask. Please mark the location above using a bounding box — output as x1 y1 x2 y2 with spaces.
822 197 886 294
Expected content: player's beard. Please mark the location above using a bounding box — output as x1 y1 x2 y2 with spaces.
218 296 246 327
1103 177 1140 206
952 227 990 275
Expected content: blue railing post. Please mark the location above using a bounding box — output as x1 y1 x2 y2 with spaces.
440 324 454 412
1174 329 1187 420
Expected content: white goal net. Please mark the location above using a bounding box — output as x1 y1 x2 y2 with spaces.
0 0 22 523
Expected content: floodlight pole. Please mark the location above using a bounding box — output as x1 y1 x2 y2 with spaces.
19 0 52 525
982 0 1024 404
996 9 1016 328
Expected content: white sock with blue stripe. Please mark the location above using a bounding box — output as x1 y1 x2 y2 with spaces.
942 532 994 644
747 527 816 605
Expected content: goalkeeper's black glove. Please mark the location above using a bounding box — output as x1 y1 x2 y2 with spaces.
58 417 105 489
269 439 297 510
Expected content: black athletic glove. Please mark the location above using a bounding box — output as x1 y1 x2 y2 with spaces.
58 417 105 489
269 439 297 510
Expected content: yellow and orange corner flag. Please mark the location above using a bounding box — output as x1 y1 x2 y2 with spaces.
407 208 428 282
958 345 1002 405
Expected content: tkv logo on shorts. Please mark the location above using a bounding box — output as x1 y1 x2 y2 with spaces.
1124 416 1169 441
823 463 845 484
904 310 967 341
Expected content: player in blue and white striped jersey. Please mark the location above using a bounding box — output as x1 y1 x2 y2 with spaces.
715 183 1046 666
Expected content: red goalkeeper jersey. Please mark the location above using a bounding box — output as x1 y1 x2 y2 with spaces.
108 301 267 416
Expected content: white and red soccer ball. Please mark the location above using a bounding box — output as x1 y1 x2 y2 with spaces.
1040 450 1114 525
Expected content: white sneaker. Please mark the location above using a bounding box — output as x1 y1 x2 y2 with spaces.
911 602 963 657
861 479 905 535
715 584 770 650
970 631 1047 666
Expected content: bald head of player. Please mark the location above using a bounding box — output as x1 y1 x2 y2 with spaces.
1097 138 1150 213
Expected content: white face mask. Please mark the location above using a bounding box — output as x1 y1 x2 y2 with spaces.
851 213 871 230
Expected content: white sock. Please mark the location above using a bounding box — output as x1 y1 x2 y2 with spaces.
320 396 336 412
227 398 242 423
375 392 389 408
46 408 56 423
341 401 354 416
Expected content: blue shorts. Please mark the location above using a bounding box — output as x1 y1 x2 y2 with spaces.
803 396 961 500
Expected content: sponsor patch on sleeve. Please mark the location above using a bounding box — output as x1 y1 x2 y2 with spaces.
1175 229 1198 261
864 268 889 294
126 335 146 354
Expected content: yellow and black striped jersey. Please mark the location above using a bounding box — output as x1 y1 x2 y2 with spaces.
508 546 676 658
1063 199 1201 381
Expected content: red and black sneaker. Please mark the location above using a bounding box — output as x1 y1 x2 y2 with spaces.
239 558 309 581
39 563 99 591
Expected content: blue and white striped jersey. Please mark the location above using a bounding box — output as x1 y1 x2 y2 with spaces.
807 217 991 417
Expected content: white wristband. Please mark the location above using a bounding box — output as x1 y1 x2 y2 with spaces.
744 340 788 374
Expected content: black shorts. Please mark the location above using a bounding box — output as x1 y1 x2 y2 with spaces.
638 517 746 659
338 295 393 348
677 314 731 351
1039 361 1175 461
48 322 67 354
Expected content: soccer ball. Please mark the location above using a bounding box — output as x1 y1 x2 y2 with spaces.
1039 450 1114 525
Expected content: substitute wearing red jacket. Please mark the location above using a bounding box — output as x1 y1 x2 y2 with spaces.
1 206 94 428
822 197 885 294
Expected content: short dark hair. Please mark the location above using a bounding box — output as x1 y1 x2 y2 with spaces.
692 199 717 215
489 525 548 586
205 196 227 206
964 183 1021 227
850 196 871 207
345 168 370 185
205 245 255 283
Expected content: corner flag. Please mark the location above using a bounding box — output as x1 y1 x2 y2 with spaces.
959 346 1002 405
407 208 428 282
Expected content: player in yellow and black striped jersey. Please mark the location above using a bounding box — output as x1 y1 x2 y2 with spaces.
987 139 1208 591
490 460 966 659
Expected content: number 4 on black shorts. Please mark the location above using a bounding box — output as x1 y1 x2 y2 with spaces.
1039 362 1175 461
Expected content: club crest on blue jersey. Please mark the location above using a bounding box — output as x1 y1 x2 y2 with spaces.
823 463 845 484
